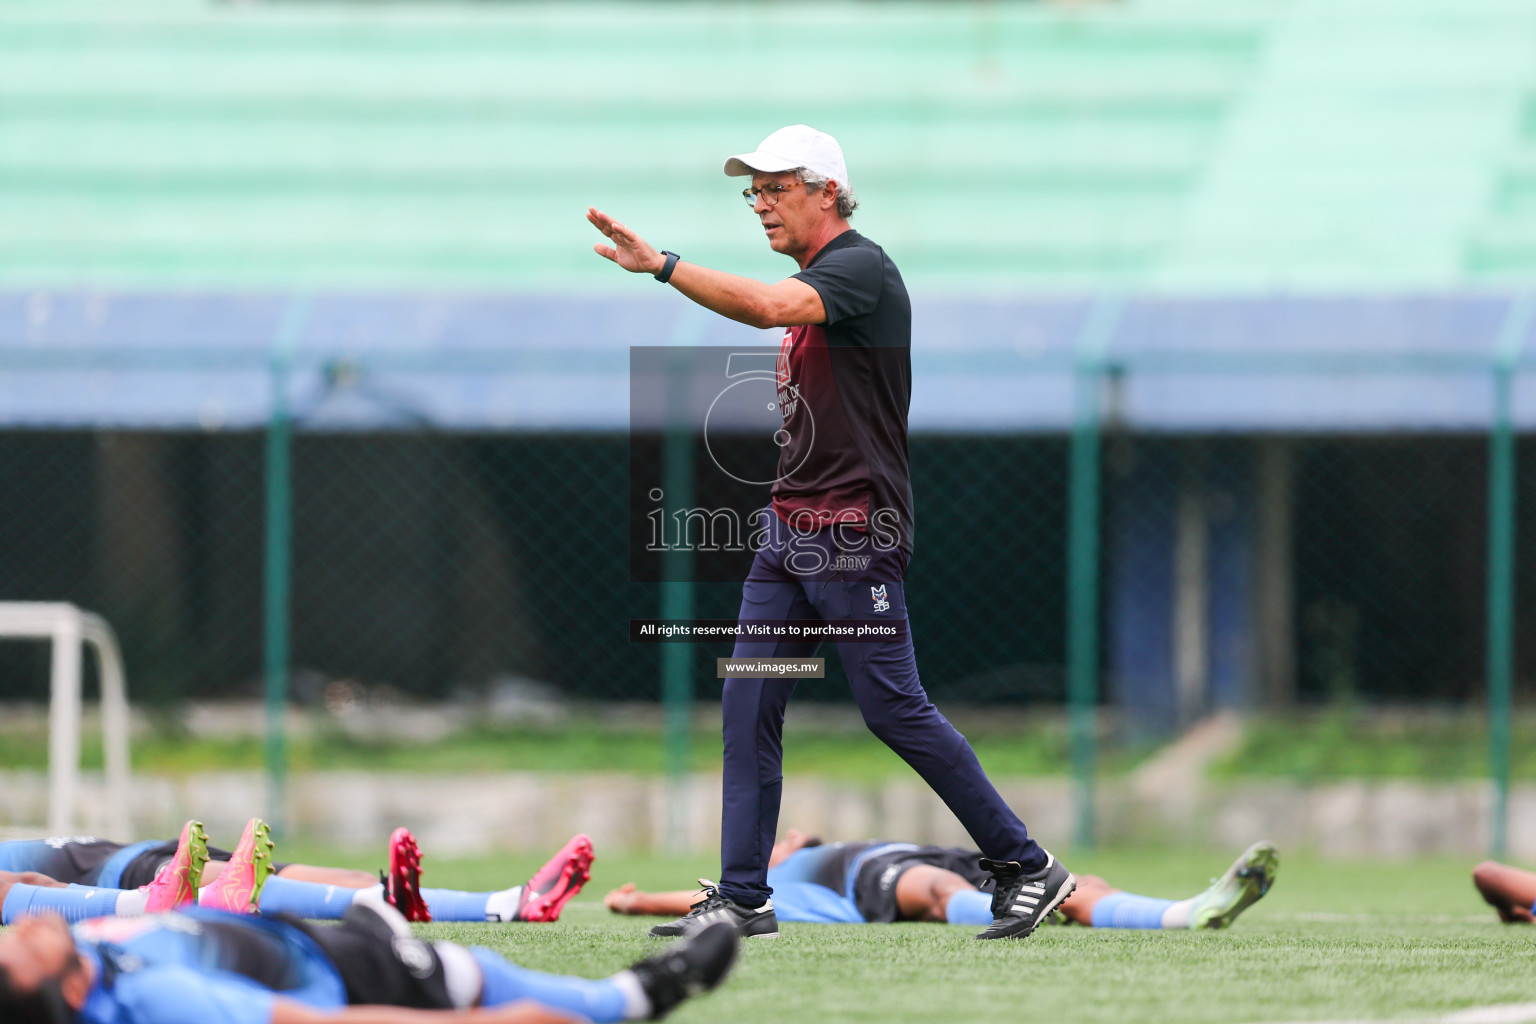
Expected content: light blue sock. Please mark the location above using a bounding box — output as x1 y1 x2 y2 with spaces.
254 880 502 923
256 877 362 920
422 888 493 922
3 884 121 925
469 947 629 1022
944 889 995 926
1090 892 1176 929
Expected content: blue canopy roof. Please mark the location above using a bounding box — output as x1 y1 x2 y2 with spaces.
0 291 1530 432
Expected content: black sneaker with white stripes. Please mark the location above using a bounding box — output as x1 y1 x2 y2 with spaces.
975 851 1076 940
647 879 779 939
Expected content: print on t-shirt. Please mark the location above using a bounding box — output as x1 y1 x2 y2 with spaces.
775 229 916 554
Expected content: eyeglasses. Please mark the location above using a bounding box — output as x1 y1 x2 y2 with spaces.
742 182 803 208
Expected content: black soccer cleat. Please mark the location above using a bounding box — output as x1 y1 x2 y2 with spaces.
976 850 1077 940
629 919 740 1020
648 879 779 939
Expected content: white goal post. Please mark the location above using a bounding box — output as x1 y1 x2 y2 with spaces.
0 602 131 837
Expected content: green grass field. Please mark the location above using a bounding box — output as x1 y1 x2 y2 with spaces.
5 709 1531 781
0 717 1114 779
275 844 1536 1024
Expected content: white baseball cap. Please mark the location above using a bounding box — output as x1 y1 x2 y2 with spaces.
723 125 850 187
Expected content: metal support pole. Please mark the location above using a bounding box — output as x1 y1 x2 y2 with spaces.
264 298 309 835
2 603 129 835
660 423 695 855
1067 298 1121 851
658 322 704 855
81 612 132 839
46 613 82 835
1488 295 1532 858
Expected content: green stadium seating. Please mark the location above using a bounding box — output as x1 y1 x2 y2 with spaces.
2 0 1533 292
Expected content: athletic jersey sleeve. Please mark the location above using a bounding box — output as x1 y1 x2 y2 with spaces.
108 966 277 1024
792 243 885 329
765 881 866 924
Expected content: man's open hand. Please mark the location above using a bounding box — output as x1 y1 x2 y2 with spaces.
588 207 664 275
604 883 640 914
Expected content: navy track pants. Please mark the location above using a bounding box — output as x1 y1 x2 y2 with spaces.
717 514 1045 908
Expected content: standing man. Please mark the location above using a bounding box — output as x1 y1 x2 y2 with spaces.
588 125 1074 940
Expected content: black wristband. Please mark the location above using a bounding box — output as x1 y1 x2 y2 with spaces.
654 250 680 284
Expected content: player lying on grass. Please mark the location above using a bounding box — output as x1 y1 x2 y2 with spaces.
606 828 1278 930
1 819 592 926
0 902 737 1024
1472 859 1536 922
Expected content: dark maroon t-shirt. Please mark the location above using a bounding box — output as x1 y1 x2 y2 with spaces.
772 229 914 553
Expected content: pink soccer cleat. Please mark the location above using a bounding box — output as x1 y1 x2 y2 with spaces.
140 820 210 913
200 818 275 914
507 833 595 923
385 827 431 923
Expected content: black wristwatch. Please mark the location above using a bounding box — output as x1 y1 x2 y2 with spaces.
654 250 681 284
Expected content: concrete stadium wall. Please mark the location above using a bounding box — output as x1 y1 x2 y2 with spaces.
0 769 1524 861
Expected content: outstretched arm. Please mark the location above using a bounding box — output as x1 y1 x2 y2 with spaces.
273 864 379 889
0 870 68 919
586 207 824 329
272 997 580 1024
0 869 68 890
603 883 697 918
202 860 377 890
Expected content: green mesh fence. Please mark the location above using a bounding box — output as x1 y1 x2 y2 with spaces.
1 345 1531 847
0 430 266 704
1099 434 1496 716
1292 437 1490 703
0 427 1072 707
0 376 1525 713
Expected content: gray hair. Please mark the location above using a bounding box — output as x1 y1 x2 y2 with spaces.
795 168 859 219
